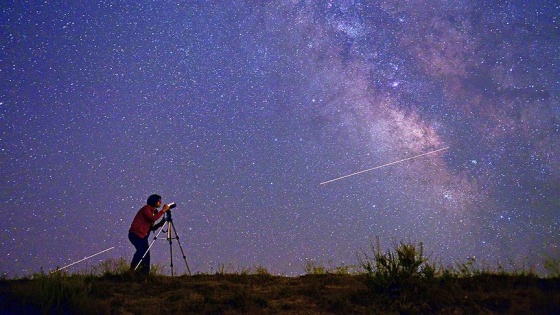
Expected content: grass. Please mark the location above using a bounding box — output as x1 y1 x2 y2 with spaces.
1 241 559 314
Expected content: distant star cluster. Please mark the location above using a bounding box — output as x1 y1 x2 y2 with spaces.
1 1 559 277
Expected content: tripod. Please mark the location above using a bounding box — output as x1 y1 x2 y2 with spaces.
134 211 191 276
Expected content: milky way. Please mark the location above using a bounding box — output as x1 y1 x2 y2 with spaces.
2 1 559 277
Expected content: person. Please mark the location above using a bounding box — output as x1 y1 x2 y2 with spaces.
128 194 171 274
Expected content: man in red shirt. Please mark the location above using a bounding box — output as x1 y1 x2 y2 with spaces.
128 194 171 274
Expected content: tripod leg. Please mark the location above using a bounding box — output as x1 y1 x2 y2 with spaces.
170 221 192 275
134 222 168 272
168 221 174 276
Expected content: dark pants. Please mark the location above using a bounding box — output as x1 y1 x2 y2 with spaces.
129 231 150 275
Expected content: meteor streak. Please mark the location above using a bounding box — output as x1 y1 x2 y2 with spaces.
52 246 115 272
320 147 449 186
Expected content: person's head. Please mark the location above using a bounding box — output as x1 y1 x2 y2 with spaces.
147 194 162 207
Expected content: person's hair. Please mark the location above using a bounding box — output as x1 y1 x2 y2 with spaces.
147 194 162 207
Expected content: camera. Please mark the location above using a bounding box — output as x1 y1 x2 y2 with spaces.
168 202 177 209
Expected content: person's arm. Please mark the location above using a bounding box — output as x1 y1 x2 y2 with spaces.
152 219 165 230
142 204 171 223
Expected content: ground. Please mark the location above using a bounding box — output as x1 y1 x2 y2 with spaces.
1 273 559 314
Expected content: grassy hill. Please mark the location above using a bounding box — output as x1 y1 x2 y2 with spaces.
1 272 559 314
2 240 559 314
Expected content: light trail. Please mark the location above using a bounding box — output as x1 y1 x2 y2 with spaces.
52 246 115 273
319 147 449 186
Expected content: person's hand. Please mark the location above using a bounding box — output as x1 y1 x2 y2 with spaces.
161 204 171 212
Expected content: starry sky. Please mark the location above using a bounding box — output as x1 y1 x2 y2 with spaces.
2 1 559 277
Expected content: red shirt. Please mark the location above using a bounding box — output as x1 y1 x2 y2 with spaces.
129 205 165 238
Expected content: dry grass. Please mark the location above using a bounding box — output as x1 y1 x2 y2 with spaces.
1 272 559 314
1 242 560 314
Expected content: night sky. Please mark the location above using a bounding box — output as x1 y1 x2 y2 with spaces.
2 1 559 277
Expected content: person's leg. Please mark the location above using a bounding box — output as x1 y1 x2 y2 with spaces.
129 231 150 274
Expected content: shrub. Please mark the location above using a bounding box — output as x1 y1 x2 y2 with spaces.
544 257 560 278
305 260 327 275
358 237 436 294
89 257 130 276
456 256 481 277
253 265 271 276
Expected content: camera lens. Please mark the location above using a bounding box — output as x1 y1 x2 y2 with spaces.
168 202 177 209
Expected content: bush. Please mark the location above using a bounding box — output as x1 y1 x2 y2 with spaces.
544 257 560 278
358 237 436 295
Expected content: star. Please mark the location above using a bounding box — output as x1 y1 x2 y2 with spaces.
1 0 558 277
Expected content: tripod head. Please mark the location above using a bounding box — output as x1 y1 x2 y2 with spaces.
164 202 177 222
164 210 173 222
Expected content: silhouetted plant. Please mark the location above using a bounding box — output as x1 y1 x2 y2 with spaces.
304 259 359 275
358 237 436 294
305 260 327 275
89 257 130 276
456 257 481 277
544 257 560 278
253 265 271 276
